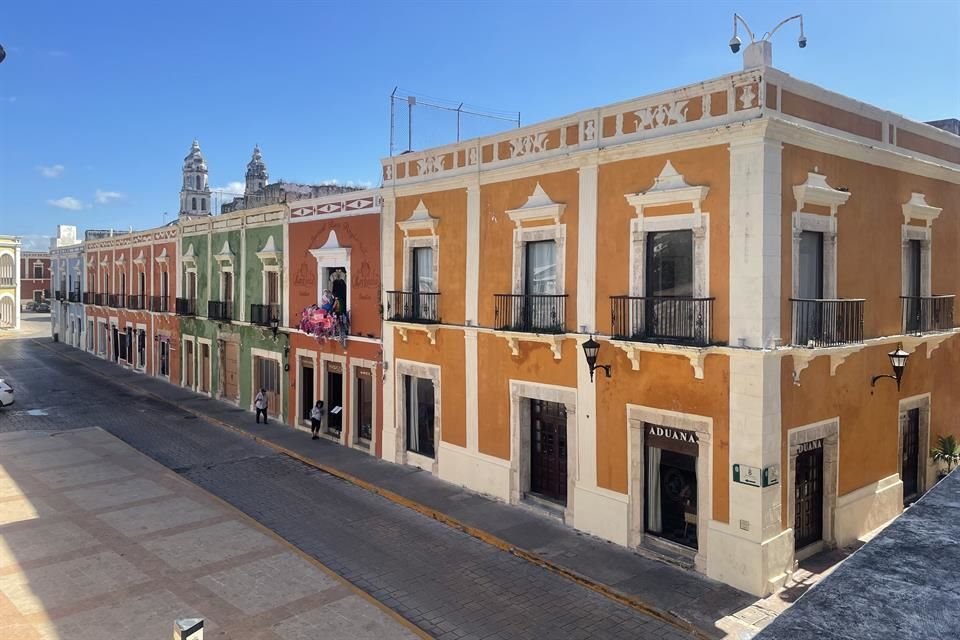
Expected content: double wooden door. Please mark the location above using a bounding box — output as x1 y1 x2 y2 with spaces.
223 341 239 401
530 399 567 504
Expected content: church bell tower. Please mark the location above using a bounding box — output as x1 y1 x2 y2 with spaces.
179 139 212 217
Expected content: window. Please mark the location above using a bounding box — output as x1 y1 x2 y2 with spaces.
201 198 207 211
192 197 197 210
404 375 435 458
222 271 233 304
356 368 373 443
161 270 169 301
524 240 557 296
33 264 43 279
266 271 279 306
0 254 15 284
646 231 693 297
798 231 824 299
139 271 146 297
195 175 201 190
187 271 197 300
411 247 434 294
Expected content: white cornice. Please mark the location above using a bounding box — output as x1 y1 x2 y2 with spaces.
793 172 851 215
506 182 565 228
901 192 942 226
397 200 439 236
625 160 709 216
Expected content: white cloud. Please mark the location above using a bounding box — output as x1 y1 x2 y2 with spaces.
38 164 64 178
19 235 52 251
211 181 245 196
95 189 123 204
319 178 374 189
47 196 84 210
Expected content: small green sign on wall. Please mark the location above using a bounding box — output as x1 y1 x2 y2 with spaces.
733 463 762 487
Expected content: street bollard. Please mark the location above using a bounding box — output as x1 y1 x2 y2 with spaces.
173 618 203 640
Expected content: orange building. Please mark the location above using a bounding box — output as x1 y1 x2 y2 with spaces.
285 190 384 455
379 56 960 594
83 226 180 383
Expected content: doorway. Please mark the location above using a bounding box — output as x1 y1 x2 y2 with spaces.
529 399 567 504
644 424 699 550
301 360 315 425
112 326 120 362
184 340 195 388
325 363 343 438
795 439 824 550
223 341 240 401
159 339 170 377
901 408 921 505
200 343 211 394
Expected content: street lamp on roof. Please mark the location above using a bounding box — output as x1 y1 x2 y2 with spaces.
729 13 806 69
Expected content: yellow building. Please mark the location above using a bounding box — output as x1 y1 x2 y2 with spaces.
0 235 21 329
378 56 960 595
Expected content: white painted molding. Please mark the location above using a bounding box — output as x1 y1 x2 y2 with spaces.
609 339 713 379
901 192 942 226
309 230 352 309
397 200 440 236
506 182 566 228
213 240 234 267
791 343 864 384
494 330 566 360
256 235 282 268
182 243 198 271
394 322 439 345
625 160 709 216
132 250 146 266
153 247 169 266
792 172 851 215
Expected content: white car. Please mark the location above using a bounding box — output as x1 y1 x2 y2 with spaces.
0 379 13 408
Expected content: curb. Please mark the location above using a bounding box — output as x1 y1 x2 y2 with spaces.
36 339 715 640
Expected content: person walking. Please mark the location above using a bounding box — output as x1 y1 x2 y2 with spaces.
255 388 268 424
309 400 325 440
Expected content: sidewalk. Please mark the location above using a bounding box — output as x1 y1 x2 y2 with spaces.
43 340 777 639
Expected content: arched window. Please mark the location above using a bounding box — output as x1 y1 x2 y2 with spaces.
201 198 207 211
192 197 197 210
0 254 14 282
195 175 201 190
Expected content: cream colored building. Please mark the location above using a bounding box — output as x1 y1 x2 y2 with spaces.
0 235 21 329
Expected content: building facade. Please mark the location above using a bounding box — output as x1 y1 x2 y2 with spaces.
379 62 960 595
0 235 20 328
83 225 180 381
51 241 85 348
20 251 51 305
286 190 383 453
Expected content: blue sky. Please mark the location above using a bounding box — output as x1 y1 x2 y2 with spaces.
1 0 957 249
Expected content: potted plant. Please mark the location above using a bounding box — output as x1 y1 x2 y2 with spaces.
930 434 960 480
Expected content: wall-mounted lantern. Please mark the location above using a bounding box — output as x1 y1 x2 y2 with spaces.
269 316 279 338
871 343 909 390
581 336 611 382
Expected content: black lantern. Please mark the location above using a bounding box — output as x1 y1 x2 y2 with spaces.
871 342 909 390
581 336 611 382
269 316 279 337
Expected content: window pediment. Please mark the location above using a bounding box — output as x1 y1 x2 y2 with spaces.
793 172 850 215
256 235 282 268
625 161 709 216
154 247 170 266
506 182 565 228
114 254 126 269
398 201 439 236
901 192 941 226
213 240 234 268
182 244 198 271
133 250 146 266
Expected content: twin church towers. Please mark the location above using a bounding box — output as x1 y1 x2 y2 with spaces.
178 140 267 218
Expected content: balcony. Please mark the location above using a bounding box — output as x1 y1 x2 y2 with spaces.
94 293 109 306
494 293 567 334
108 294 126 309
54 290 65 301
175 297 196 316
68 290 80 303
902 295 955 335
82 292 96 305
0 277 14 287
126 294 146 310
250 303 280 328
208 300 233 322
386 291 440 323
790 298 864 347
151 296 171 313
610 296 714 347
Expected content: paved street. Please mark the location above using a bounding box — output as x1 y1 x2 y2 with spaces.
0 428 422 640
0 336 694 640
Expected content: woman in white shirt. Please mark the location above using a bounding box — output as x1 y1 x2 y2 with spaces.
310 401 325 440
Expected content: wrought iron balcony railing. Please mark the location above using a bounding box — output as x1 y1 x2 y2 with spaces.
790 298 864 347
386 291 440 323
68 290 80 303
494 293 567 334
126 294 146 310
94 293 109 306
175 297 196 316
54 290 65 301
108 294 126 308
82 292 96 305
610 295 714 346
250 303 280 327
901 295 954 335
151 296 171 313
208 300 233 322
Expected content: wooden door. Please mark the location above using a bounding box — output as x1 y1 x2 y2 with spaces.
223 341 239 400
902 409 920 504
200 344 210 393
184 340 194 388
795 441 824 549
529 399 567 504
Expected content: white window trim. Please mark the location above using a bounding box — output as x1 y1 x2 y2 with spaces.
791 212 837 299
250 346 284 414
219 265 234 304
625 160 710 298
901 224 932 297
898 393 932 498
509 380 578 524
626 404 713 572
196 337 213 396
350 358 379 455
257 235 283 307
395 359 442 473
506 183 566 297
318 352 349 446
309 230 352 311
786 417 840 558
402 236 440 294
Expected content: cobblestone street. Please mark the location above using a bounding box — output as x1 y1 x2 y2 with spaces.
0 337 694 640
